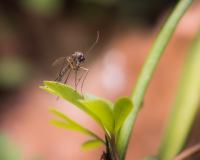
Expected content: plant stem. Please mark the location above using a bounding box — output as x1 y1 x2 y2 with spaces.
116 0 194 159
106 135 119 160
158 29 200 160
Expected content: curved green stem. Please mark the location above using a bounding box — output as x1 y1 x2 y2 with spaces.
159 29 200 160
116 0 194 159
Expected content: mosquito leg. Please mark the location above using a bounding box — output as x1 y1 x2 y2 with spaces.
56 69 69 101
74 69 86 96
64 68 72 84
76 71 85 87
55 57 67 82
80 67 89 96
55 68 63 82
74 69 78 91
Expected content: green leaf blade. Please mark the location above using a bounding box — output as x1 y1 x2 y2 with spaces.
158 30 200 160
117 0 194 159
42 81 82 102
79 99 114 135
50 109 91 136
81 139 103 150
50 109 104 143
40 81 90 113
41 82 114 136
51 120 89 134
113 97 133 134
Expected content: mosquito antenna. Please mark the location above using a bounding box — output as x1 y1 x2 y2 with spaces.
86 30 100 54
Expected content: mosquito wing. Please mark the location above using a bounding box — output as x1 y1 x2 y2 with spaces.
55 64 70 82
52 57 66 67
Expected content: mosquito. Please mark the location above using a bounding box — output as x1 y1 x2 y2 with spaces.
52 31 99 94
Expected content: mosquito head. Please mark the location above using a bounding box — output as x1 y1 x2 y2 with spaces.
73 51 85 65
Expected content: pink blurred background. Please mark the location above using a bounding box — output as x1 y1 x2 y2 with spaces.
0 0 200 159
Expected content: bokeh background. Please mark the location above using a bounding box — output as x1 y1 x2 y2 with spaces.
0 0 200 159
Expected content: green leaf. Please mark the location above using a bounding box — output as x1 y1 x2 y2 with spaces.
158 29 200 160
41 81 108 111
81 139 103 150
50 109 104 143
40 81 92 114
117 0 194 159
84 94 113 108
79 99 114 135
41 81 83 104
41 82 113 134
113 97 133 134
51 120 88 133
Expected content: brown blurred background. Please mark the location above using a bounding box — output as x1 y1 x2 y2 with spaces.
0 0 200 159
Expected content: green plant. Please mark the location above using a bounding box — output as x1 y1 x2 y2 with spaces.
158 29 200 160
40 82 133 159
40 0 197 159
117 0 194 159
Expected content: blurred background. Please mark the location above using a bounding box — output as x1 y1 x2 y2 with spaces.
0 0 200 159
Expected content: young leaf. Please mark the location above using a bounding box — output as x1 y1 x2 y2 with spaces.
79 99 114 135
41 82 114 133
84 94 114 109
41 82 108 117
40 81 93 114
50 109 104 143
51 120 88 133
81 139 103 150
41 81 83 104
113 97 133 134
